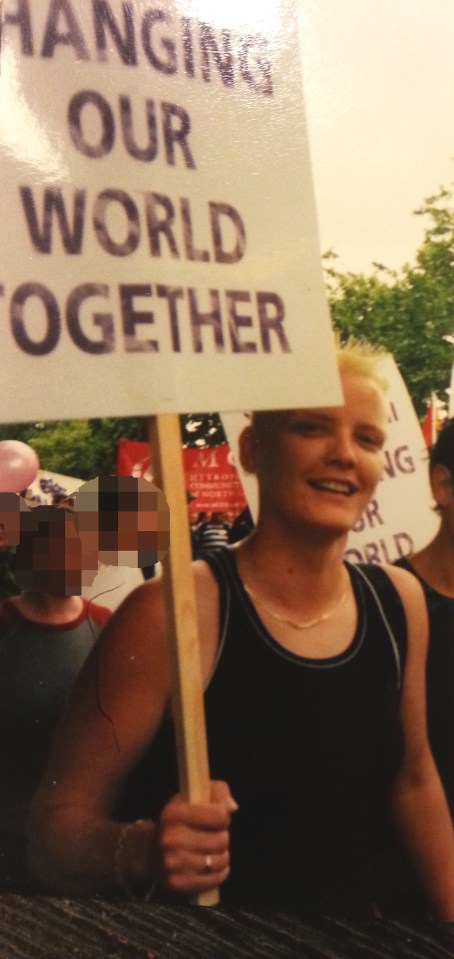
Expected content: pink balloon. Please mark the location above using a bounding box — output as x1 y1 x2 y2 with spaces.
0 441 40 493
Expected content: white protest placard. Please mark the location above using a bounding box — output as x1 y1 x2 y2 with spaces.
222 354 439 562
345 354 438 563
24 468 83 505
0 0 340 422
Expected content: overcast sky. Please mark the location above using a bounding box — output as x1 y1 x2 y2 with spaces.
298 0 454 274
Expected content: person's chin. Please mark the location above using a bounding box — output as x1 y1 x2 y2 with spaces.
99 549 139 567
298 510 354 538
48 579 82 597
137 550 158 567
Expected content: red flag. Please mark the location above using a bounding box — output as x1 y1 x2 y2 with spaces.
421 393 443 447
421 402 434 448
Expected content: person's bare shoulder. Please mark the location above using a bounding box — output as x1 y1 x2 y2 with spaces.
109 558 221 687
380 562 429 668
381 561 427 611
98 575 166 652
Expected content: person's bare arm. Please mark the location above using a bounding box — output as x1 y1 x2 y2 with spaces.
29 564 235 897
385 565 454 919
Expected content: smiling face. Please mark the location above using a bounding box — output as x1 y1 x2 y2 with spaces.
244 371 387 540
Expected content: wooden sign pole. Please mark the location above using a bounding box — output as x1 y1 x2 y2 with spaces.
148 414 219 907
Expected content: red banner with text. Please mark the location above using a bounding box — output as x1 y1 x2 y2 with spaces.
117 439 247 514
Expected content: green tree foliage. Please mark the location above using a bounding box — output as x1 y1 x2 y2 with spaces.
0 417 147 480
326 185 454 415
0 413 225 479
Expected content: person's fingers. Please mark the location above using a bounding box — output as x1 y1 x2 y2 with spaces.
155 783 238 893
160 793 233 831
210 780 239 813
162 846 230 893
164 845 230 876
172 865 230 894
160 823 230 857
196 849 230 877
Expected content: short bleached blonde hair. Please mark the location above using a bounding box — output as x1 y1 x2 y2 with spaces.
335 335 388 394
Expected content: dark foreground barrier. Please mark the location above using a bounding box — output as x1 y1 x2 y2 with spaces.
0 898 453 959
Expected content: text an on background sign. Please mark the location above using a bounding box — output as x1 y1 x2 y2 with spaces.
1 2 273 98
116 439 247 513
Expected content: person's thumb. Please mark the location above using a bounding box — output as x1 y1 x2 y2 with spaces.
210 780 239 813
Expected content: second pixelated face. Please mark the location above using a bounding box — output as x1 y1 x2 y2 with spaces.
73 476 170 569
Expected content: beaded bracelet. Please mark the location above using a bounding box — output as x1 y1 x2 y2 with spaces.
114 819 157 901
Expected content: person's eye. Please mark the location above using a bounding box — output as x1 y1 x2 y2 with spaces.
289 419 326 436
356 431 384 450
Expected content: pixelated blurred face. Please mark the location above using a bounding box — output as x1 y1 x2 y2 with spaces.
73 477 170 569
98 488 170 566
15 510 89 596
75 510 100 580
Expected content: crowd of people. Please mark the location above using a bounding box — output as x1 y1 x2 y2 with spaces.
189 509 254 557
1 340 454 917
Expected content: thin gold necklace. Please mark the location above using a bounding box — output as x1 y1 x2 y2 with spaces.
243 576 349 630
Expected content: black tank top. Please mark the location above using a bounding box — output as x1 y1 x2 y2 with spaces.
395 555 454 817
118 552 406 914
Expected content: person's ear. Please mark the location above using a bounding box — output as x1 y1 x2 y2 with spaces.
239 426 259 475
430 463 453 507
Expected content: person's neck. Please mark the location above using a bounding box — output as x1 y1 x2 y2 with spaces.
12 592 84 624
234 519 347 607
410 526 454 597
